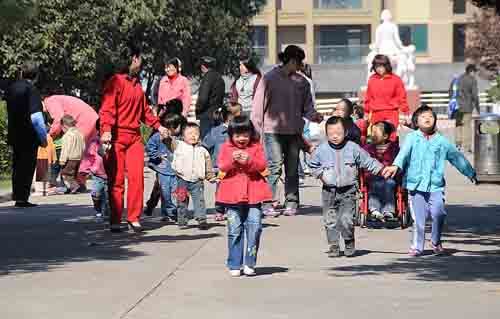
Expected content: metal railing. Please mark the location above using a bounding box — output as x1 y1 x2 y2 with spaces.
315 45 370 64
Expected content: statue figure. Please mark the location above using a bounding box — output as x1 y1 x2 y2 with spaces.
366 9 418 89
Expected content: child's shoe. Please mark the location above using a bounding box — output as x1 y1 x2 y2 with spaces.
431 243 446 256
229 269 241 277
408 248 423 257
263 207 280 218
344 240 356 257
283 208 297 216
327 244 341 258
371 210 384 221
383 211 395 220
243 265 256 276
198 220 209 230
95 213 104 223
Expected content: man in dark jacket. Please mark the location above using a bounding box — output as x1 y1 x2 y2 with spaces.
6 61 47 207
456 64 480 153
195 56 225 138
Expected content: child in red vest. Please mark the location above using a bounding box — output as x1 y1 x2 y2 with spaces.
216 115 272 277
363 121 399 221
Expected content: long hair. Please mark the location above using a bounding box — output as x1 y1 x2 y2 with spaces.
371 54 393 74
227 115 259 143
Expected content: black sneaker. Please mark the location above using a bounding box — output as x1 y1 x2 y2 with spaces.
14 201 38 208
198 220 209 230
327 244 341 258
344 240 356 257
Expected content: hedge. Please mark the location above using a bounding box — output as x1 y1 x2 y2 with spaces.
0 101 12 177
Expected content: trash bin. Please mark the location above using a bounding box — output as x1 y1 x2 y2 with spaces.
474 113 500 183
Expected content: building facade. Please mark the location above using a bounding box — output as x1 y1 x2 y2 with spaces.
251 0 475 66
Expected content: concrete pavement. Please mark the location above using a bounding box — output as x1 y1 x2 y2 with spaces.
1 165 499 319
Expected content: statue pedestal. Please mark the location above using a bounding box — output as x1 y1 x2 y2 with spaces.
358 88 421 114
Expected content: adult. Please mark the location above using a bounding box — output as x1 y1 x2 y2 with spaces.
230 56 262 116
6 61 47 207
100 43 169 233
195 56 225 138
364 54 409 141
43 95 99 143
456 64 480 153
252 45 323 216
157 57 192 116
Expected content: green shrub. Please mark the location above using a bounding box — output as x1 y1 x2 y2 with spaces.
0 101 12 177
487 76 500 103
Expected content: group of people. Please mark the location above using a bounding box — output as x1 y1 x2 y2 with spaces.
4 43 478 277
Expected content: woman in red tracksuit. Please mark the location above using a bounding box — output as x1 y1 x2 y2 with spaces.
365 54 409 141
100 45 169 233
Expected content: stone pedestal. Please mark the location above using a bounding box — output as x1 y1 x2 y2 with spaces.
358 88 421 114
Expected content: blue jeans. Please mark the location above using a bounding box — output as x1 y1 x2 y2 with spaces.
226 207 263 270
158 174 177 219
91 175 110 216
177 179 206 225
409 191 447 252
368 176 397 213
263 134 301 209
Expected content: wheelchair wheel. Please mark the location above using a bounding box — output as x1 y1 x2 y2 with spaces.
400 208 412 229
359 212 367 228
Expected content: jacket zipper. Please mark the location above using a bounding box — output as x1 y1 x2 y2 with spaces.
335 149 341 185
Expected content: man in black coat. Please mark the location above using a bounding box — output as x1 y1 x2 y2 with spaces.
456 64 480 153
6 61 47 207
195 56 225 138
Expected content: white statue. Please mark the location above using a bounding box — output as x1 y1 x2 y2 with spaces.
366 9 418 89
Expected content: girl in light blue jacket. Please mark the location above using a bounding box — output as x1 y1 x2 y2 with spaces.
384 105 476 257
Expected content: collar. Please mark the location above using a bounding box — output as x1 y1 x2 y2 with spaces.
328 140 347 150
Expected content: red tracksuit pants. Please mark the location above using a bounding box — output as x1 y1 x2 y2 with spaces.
105 131 145 224
370 110 400 142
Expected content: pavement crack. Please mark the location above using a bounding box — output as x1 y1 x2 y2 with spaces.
119 237 213 319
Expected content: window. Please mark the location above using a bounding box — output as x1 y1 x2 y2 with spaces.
453 24 466 62
251 26 269 65
315 25 371 64
314 0 363 9
399 24 428 53
453 0 466 14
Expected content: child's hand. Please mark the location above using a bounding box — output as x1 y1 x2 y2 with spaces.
237 151 249 163
470 175 479 185
232 150 242 162
382 166 399 179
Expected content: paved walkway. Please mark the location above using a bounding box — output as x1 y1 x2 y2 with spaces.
1 164 499 319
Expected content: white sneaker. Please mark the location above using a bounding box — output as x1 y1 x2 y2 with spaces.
229 270 241 277
243 265 256 276
371 210 384 221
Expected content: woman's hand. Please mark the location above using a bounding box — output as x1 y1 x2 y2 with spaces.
101 132 112 144
382 166 399 179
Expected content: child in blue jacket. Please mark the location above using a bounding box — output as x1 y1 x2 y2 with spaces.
146 112 186 221
383 105 477 257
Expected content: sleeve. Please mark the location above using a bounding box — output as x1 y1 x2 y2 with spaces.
195 76 211 115
364 80 372 114
172 146 183 176
99 76 120 133
182 78 192 117
394 78 409 114
150 76 161 106
204 150 216 181
245 144 268 173
356 146 384 175
31 112 47 145
86 142 99 174
309 146 324 179
59 135 68 165
251 78 266 135
446 140 476 179
201 129 215 153
45 98 64 137
141 95 160 129
393 134 413 169
217 143 236 173
472 78 480 113
302 80 319 122
146 133 161 164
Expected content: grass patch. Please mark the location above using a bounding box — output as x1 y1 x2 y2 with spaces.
0 176 11 191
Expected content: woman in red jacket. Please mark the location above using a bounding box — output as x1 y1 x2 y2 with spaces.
365 54 409 141
100 44 169 233
216 116 272 277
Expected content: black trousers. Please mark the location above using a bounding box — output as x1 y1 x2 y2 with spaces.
11 143 38 202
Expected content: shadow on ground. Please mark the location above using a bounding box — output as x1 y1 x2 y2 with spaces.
329 204 500 283
0 203 221 276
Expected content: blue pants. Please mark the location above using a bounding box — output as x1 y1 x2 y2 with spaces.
158 174 177 219
409 191 447 253
368 177 397 213
91 175 110 216
226 207 263 270
177 179 206 225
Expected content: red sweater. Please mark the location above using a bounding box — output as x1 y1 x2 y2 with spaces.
364 73 409 114
216 141 272 205
99 74 160 134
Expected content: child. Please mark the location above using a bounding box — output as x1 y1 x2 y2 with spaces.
354 104 369 145
216 116 272 277
79 121 110 221
146 112 186 222
172 122 216 230
383 105 476 257
59 115 85 194
309 116 383 258
203 105 241 221
332 98 362 145
363 121 399 221
35 131 57 196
